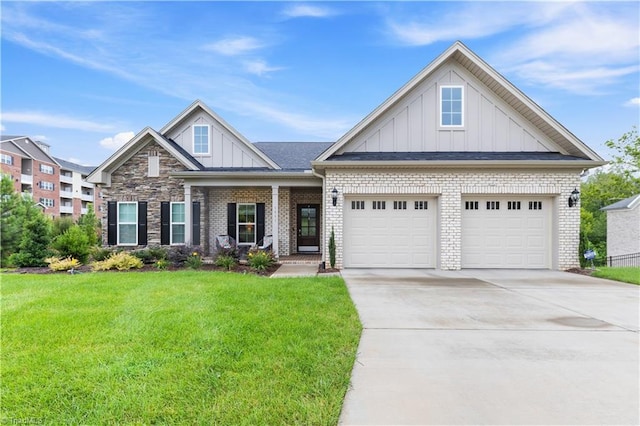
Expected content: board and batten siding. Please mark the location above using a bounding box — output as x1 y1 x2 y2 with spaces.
164 109 272 168
337 60 558 154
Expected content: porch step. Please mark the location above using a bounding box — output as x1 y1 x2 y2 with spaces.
279 254 322 265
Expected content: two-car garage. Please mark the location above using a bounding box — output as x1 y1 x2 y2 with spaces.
343 195 553 269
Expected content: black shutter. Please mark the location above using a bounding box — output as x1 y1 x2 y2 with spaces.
192 201 200 246
160 201 170 245
107 201 117 245
138 201 147 246
227 203 236 240
256 203 265 244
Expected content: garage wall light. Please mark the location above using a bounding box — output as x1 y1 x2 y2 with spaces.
568 188 580 207
331 187 338 207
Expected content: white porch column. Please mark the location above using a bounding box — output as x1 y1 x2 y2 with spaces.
271 185 279 258
184 184 192 245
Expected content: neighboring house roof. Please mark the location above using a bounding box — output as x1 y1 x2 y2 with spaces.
54 157 96 175
601 194 640 211
254 142 334 170
316 41 605 163
0 136 58 165
160 100 280 170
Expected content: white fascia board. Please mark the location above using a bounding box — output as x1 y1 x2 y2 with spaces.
160 100 280 170
312 159 606 170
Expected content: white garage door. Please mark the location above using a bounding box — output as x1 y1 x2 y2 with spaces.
462 197 552 268
344 196 437 268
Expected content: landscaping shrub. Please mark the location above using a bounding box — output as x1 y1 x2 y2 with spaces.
215 254 237 271
92 252 143 271
51 225 91 263
329 226 336 268
185 252 203 269
9 213 52 267
131 249 155 264
90 247 113 262
76 203 101 246
148 246 168 261
45 256 80 271
51 216 75 238
247 249 275 271
155 259 170 270
168 245 203 266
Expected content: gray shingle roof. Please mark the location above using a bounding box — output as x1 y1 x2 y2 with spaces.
601 194 640 211
54 157 96 175
254 142 334 170
327 152 590 162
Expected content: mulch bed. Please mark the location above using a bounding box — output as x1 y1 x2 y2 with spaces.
565 267 596 276
4 263 281 276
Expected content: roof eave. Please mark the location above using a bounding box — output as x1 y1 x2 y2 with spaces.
312 159 605 170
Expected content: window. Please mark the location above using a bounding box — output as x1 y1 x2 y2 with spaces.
529 201 543 210
193 125 210 155
237 203 256 244
39 197 54 208
40 164 54 174
1 154 13 165
394 201 407 210
507 201 521 210
118 202 137 245
170 202 185 245
465 201 479 210
351 201 365 210
148 151 159 177
372 201 386 210
40 181 55 191
440 85 464 126
486 201 500 210
414 201 428 210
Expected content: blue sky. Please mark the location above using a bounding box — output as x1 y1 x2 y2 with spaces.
1 1 639 166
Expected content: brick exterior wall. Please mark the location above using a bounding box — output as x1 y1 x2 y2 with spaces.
324 168 582 270
606 208 640 257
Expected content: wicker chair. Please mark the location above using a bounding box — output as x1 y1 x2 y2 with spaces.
256 235 273 251
215 235 236 251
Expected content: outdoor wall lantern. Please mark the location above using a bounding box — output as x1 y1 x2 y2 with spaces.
568 188 580 207
331 187 338 207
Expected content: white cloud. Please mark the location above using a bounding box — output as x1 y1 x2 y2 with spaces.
282 4 335 18
2 111 113 132
99 131 135 150
33 134 48 141
625 97 640 107
203 36 265 56
0 124 5 132
244 59 283 76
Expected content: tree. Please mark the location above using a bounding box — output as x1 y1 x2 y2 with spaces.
9 211 52 267
51 225 91 263
77 203 101 246
0 176 47 266
329 227 336 269
605 126 640 175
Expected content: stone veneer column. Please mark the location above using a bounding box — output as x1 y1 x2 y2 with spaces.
271 185 279 258
184 183 192 245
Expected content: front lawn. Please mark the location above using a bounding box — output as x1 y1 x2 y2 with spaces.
592 267 640 285
1 271 361 425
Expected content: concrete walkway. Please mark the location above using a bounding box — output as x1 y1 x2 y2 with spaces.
270 263 319 278
339 269 639 425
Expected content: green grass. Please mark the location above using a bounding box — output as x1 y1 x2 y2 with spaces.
592 267 640 285
1 271 362 425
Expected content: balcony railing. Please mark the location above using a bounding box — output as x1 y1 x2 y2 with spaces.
60 205 73 214
81 193 94 202
81 207 88 215
21 174 33 185
60 190 74 199
60 174 73 184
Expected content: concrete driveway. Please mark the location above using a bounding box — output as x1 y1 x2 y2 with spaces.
339 269 639 425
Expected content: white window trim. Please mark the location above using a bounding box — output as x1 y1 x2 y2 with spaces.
1 154 13 165
440 85 464 128
192 124 211 156
40 164 54 174
39 197 55 208
170 202 186 245
117 201 138 246
40 181 55 191
237 203 257 245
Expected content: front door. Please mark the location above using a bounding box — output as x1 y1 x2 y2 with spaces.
297 204 320 252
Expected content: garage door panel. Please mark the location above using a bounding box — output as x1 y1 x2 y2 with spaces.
344 196 437 268
462 197 551 269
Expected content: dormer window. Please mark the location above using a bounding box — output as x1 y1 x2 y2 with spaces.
193 124 210 155
440 85 464 127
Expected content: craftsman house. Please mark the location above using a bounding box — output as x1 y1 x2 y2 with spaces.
87 42 604 270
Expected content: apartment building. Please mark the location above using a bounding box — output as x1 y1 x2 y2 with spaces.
0 136 100 219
